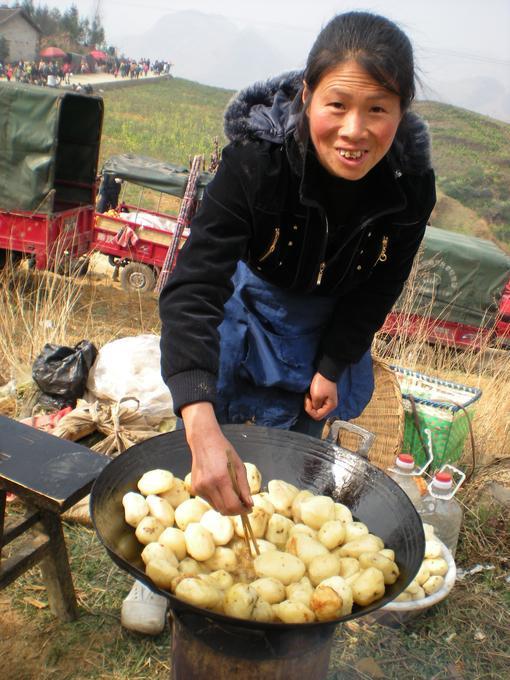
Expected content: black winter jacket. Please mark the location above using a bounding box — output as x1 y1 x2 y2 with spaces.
159 72 436 414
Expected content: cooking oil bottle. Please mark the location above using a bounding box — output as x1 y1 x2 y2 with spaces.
387 453 425 509
387 430 433 509
419 465 465 557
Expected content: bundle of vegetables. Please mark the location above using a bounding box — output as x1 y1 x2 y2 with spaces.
122 464 401 624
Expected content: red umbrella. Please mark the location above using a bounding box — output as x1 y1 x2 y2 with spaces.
40 46 67 58
89 50 107 61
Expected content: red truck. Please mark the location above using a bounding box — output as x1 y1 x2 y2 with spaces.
92 154 212 292
382 226 510 350
0 82 103 274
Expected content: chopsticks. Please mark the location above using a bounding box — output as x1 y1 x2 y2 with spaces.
225 450 260 557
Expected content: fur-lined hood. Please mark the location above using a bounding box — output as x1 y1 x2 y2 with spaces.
224 71 432 175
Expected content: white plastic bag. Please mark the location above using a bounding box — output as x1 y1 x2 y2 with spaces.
86 335 173 424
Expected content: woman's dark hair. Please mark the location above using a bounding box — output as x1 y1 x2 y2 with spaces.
303 12 415 111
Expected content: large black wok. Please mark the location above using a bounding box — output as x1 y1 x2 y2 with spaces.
91 422 424 631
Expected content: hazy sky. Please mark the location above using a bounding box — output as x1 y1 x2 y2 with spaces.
41 0 510 92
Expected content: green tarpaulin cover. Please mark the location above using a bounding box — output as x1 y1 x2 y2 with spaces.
396 226 510 327
100 154 214 199
0 82 103 213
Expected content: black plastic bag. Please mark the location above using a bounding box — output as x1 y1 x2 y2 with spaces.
32 340 98 408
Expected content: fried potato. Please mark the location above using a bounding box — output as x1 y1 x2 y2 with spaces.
267 480 299 516
251 577 286 604
291 490 314 523
265 513 294 547
351 567 385 606
254 550 306 586
300 495 335 530
203 547 238 572
122 492 149 528
184 523 216 561
135 516 165 545
358 552 399 585
286 533 329 566
308 553 342 586
176 577 221 609
160 478 190 507
200 509 234 546
146 494 175 527
310 576 353 620
318 520 346 550
223 583 258 620
141 542 178 567
244 463 262 495
146 559 178 589
273 600 315 623
337 534 384 558
138 469 174 496
174 498 209 530
159 527 187 560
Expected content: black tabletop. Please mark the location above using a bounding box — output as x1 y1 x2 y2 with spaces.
0 415 109 511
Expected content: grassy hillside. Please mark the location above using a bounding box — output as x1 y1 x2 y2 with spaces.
100 78 232 166
415 101 510 246
99 79 510 246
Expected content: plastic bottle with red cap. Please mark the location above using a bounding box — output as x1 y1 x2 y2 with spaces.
387 453 425 509
419 466 465 557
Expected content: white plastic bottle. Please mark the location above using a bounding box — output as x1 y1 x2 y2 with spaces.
419 470 464 556
387 453 424 510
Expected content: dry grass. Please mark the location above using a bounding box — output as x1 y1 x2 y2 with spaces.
0 255 161 416
0 263 84 383
375 247 510 468
0 254 508 679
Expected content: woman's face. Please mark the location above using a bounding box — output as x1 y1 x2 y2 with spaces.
303 60 402 181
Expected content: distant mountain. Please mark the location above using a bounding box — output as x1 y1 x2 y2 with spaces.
421 76 510 124
117 10 510 122
117 10 293 90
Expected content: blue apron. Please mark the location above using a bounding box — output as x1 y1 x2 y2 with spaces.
215 262 374 429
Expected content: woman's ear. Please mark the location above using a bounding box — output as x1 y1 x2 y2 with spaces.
302 80 310 108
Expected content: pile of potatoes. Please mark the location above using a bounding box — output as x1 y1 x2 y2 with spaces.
121 463 402 624
392 524 449 603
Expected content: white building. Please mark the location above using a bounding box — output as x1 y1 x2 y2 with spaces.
0 8 41 63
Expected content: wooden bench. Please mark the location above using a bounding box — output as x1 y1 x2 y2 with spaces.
0 415 108 621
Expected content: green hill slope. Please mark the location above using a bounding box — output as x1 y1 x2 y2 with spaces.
99 79 510 247
415 101 510 247
100 78 232 167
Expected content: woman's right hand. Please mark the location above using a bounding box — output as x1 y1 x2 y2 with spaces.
181 402 253 516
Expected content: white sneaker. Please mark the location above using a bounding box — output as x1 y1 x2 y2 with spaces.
121 580 168 635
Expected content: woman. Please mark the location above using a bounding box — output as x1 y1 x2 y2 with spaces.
160 10 435 512
122 11 436 633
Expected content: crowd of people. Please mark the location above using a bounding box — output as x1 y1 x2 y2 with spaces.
110 58 172 79
0 59 68 86
0 57 172 88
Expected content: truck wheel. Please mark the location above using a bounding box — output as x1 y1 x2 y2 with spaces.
57 257 90 277
120 262 156 293
0 250 23 269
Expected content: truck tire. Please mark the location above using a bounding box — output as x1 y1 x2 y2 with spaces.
120 262 156 293
0 250 23 270
57 256 90 277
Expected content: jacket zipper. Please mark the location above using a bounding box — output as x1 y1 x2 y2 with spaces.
317 262 326 285
258 227 280 262
376 235 389 264
316 215 328 287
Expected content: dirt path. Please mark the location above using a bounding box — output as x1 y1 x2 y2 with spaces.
67 72 168 87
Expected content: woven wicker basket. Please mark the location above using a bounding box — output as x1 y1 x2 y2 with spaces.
326 358 405 470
